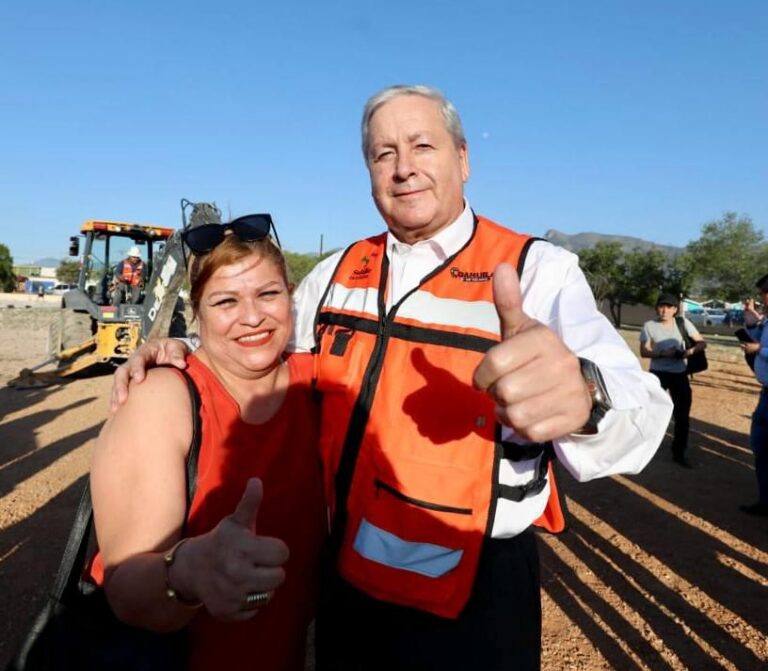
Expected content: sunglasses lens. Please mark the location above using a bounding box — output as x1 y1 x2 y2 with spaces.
182 224 225 253
182 214 278 255
231 215 272 242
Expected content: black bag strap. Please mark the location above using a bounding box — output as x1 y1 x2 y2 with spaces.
52 367 203 602
674 316 694 349
52 483 95 600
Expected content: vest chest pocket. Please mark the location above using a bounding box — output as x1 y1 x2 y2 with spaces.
314 326 372 393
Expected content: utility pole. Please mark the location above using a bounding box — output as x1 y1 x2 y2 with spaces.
319 234 324 257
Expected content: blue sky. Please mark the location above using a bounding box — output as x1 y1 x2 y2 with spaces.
1 0 766 263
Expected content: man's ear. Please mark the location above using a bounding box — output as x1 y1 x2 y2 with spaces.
459 143 470 183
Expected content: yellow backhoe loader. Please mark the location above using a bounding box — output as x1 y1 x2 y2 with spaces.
9 200 221 387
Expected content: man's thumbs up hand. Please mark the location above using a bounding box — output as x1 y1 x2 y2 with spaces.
473 263 592 442
492 262 534 340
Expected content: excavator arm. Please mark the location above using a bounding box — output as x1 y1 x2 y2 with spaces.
141 200 222 342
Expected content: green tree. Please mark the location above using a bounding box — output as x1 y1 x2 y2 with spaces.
662 252 697 300
686 212 766 301
579 243 675 326
0 244 15 292
578 242 623 309
284 250 337 287
578 242 628 325
622 247 668 307
56 259 81 284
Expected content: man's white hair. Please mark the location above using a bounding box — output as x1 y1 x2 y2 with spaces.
361 84 466 161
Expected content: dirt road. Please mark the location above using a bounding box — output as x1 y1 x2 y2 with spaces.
0 305 766 669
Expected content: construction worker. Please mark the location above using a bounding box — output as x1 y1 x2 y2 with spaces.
111 245 145 305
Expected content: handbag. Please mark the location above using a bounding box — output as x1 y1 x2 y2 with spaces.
7 368 203 671
675 316 708 375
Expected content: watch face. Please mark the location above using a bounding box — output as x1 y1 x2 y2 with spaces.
579 358 611 409
576 357 611 435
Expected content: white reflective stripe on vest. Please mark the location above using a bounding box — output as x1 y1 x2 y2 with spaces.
353 518 464 578
325 284 379 318
397 290 500 336
326 285 500 336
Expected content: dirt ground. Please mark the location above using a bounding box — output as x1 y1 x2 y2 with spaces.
0 298 766 670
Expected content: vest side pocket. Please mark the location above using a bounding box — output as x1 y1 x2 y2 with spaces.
337 452 486 619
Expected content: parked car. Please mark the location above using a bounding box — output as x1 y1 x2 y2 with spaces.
51 283 77 295
686 309 727 327
724 309 745 326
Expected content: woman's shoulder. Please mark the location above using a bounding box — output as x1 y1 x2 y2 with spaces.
97 366 194 461
145 365 193 394
114 366 193 423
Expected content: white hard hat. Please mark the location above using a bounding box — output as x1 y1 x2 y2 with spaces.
126 245 141 258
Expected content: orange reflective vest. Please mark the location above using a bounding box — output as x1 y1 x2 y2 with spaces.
313 215 565 619
119 259 144 286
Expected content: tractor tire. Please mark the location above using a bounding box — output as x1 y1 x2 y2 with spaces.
48 310 94 356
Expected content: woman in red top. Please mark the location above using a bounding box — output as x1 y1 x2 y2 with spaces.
90 219 325 671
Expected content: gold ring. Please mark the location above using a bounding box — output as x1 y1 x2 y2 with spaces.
242 590 273 610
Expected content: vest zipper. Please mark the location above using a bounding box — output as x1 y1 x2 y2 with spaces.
375 478 473 515
330 313 392 545
330 238 478 541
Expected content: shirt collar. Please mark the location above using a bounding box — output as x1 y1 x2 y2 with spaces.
386 200 474 260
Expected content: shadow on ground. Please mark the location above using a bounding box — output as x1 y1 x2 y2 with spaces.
540 411 767 670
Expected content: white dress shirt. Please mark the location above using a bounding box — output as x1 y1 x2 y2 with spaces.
292 202 673 538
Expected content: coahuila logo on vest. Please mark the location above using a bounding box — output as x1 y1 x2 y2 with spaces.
450 267 493 282
349 254 373 280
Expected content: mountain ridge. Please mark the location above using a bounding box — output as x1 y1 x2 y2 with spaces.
544 230 683 257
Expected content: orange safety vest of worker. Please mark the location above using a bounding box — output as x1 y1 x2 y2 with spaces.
313 214 566 619
119 259 144 286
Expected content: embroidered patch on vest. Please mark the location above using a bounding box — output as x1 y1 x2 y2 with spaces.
349 267 372 280
449 267 493 282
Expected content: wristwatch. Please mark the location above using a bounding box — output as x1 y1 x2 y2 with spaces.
575 357 612 435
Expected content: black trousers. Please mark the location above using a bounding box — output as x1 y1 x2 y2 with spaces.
652 370 692 457
315 531 541 671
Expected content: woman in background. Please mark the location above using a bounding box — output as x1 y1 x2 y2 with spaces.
639 293 706 468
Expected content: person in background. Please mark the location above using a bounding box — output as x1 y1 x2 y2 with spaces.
91 222 325 670
738 274 768 517
111 84 673 670
739 297 762 371
640 293 706 468
744 297 763 329
111 245 146 305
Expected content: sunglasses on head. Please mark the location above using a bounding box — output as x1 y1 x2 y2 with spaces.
181 213 281 254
